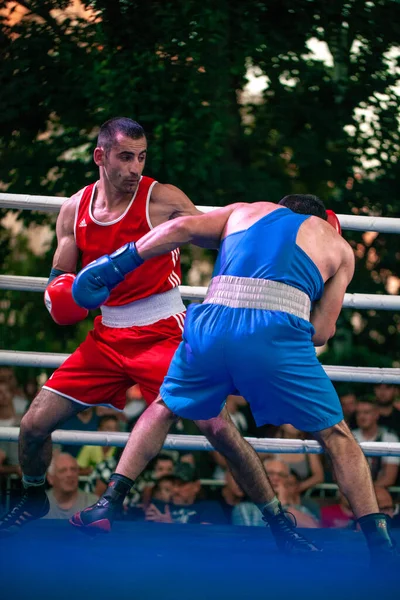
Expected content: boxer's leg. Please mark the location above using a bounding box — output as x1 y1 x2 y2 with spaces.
0 389 83 536
195 407 320 553
313 420 378 518
314 421 398 562
70 397 177 532
19 389 83 477
195 406 276 504
115 397 178 479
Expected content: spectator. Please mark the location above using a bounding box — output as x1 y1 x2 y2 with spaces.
232 462 318 528
0 381 20 474
59 407 99 458
0 380 17 427
208 470 247 523
0 448 20 477
263 458 290 488
150 474 176 503
225 395 249 435
144 463 228 525
339 391 358 429
124 384 146 429
392 502 400 529
395 392 400 412
45 453 98 520
374 384 400 436
84 452 120 497
210 395 250 480
283 472 320 524
321 486 395 530
320 493 354 529
23 378 39 405
77 415 119 474
170 420 215 479
150 453 175 479
0 368 28 424
140 454 176 506
97 406 128 430
374 486 395 520
352 398 399 487
275 424 324 493
86 452 175 511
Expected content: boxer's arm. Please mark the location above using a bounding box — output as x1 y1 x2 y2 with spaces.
310 243 355 346
72 204 242 309
45 192 88 324
149 183 203 225
376 462 398 488
136 204 241 257
51 193 80 275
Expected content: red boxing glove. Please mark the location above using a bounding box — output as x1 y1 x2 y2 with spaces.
44 274 89 325
326 209 342 235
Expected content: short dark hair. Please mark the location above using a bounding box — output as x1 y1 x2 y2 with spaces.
173 462 199 483
357 396 378 408
97 117 146 154
98 414 119 429
155 453 174 466
147 453 175 473
153 474 178 489
279 194 327 220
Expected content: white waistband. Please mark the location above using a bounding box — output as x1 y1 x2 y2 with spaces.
204 275 311 320
101 287 186 328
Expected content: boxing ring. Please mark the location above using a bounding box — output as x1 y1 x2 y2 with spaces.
1 520 398 600
0 193 400 599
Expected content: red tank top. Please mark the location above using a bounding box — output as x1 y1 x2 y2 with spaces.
74 177 181 306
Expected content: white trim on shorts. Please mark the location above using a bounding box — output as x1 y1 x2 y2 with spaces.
42 385 124 412
171 311 185 332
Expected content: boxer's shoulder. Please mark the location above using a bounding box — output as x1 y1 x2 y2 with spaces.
223 202 269 236
59 191 81 218
56 189 84 233
149 182 199 226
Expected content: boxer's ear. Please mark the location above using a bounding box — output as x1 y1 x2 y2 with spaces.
326 210 341 235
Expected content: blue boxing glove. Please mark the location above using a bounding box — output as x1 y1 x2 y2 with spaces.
72 242 144 309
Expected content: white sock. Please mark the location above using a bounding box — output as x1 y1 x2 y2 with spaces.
257 495 281 516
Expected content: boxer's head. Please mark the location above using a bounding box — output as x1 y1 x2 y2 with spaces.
279 194 327 220
94 117 147 194
97 117 146 157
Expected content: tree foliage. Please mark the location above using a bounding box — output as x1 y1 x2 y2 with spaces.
0 0 399 381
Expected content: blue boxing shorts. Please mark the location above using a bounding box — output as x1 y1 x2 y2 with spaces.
160 303 343 432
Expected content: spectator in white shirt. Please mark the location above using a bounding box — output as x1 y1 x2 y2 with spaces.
45 453 98 520
352 398 399 488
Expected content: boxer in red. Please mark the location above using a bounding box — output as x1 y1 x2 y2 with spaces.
0 117 199 535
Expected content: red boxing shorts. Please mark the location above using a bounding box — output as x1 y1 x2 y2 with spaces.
43 313 185 409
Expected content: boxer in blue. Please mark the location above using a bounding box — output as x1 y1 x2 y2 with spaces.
71 195 397 562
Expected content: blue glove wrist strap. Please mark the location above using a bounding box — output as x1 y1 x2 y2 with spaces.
110 242 144 277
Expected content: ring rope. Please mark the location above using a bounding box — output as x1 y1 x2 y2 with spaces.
0 427 399 456
0 350 399 383
1 192 400 233
1 275 399 310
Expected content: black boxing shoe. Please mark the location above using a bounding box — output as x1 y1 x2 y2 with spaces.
358 513 400 567
70 496 120 534
0 484 49 538
263 510 322 555
70 474 130 535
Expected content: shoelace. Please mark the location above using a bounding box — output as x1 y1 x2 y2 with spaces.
263 510 317 551
1 495 31 524
262 508 297 527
